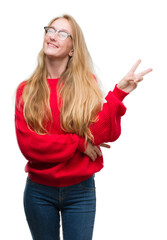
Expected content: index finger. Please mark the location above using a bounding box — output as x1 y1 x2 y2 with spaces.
137 68 153 77
130 59 142 73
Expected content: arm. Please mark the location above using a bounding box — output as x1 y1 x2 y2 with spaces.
90 59 152 145
89 84 129 145
15 82 86 164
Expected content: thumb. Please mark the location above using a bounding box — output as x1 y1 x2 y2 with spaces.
100 143 111 148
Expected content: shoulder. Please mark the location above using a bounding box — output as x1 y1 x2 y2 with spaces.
17 80 27 90
15 81 27 108
16 80 27 96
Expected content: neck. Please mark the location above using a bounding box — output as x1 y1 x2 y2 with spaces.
46 56 69 79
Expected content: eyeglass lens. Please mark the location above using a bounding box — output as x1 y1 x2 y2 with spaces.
45 27 68 40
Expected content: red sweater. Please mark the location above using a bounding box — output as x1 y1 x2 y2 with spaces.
15 78 128 187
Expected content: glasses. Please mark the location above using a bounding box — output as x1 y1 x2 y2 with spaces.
44 26 73 40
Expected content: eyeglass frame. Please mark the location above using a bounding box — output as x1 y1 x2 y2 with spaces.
44 26 73 40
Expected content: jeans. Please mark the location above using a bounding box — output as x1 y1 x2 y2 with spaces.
23 175 96 240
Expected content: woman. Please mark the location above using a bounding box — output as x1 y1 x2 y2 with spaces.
15 14 152 240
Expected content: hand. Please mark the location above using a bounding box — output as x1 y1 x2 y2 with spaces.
84 142 102 161
117 59 153 93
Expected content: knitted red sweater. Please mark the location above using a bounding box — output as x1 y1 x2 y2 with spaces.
15 78 128 187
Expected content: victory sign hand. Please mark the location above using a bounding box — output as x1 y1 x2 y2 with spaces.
117 59 153 93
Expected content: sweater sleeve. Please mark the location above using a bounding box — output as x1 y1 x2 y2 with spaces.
15 82 85 164
89 84 129 145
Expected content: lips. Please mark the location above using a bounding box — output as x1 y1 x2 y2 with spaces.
47 42 58 48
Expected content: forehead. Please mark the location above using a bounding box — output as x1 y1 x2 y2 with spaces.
50 18 72 34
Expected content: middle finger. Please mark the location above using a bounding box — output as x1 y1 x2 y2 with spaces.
130 59 142 74
94 146 102 157
92 151 97 161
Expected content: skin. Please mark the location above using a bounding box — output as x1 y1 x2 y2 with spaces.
86 60 152 161
43 18 153 161
117 59 153 93
43 18 74 79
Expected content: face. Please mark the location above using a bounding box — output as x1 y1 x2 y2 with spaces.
43 18 73 60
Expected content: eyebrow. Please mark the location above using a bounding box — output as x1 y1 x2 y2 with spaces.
50 26 69 32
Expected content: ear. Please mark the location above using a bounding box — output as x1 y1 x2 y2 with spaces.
69 49 74 57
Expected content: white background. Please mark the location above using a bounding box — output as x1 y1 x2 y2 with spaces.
0 0 167 239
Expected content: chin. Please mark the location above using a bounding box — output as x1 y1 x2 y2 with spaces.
45 54 57 60
43 49 55 58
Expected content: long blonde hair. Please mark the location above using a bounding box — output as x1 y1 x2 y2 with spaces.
22 14 103 146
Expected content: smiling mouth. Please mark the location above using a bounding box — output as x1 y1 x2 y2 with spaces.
47 43 58 48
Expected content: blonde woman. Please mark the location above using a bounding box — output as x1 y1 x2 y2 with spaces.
15 14 152 240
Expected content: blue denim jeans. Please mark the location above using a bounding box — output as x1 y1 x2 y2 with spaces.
23 175 96 240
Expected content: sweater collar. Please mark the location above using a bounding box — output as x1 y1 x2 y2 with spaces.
47 78 59 84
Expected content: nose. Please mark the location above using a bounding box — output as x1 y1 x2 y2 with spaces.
50 31 59 41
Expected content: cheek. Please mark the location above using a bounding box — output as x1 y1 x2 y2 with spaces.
64 41 73 53
43 36 48 48
58 42 71 54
